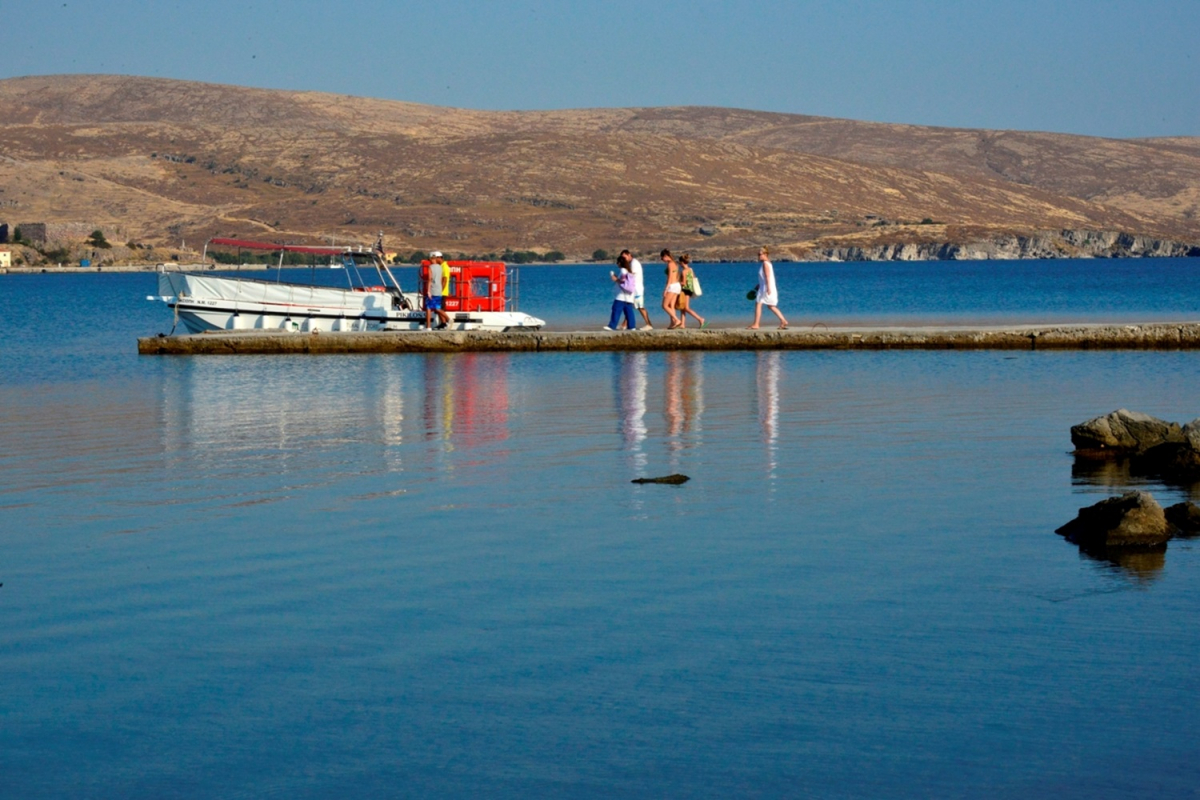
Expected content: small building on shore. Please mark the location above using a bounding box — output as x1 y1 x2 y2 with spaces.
0 248 11 269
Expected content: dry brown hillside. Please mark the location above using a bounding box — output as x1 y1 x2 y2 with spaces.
1 74 1197 260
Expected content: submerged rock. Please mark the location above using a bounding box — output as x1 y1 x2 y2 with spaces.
1165 501 1200 537
1070 409 1183 457
632 474 690 485
1056 491 1172 548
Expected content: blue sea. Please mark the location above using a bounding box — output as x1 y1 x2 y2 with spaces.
2 260 1200 798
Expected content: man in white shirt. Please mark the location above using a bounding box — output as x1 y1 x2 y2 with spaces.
620 249 654 330
424 250 451 330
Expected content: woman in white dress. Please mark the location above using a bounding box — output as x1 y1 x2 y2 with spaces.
749 246 789 330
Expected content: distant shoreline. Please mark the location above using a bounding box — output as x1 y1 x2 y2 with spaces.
1 264 271 275
4 250 1200 275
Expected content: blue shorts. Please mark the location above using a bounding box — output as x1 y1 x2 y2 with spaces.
426 295 443 310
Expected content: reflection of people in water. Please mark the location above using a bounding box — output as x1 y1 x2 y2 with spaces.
422 354 452 443
616 352 648 471
665 352 684 442
663 352 705 459
757 351 780 477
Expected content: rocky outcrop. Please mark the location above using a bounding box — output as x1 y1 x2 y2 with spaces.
1054 491 1200 580
1056 491 1172 548
809 229 1200 262
1165 502 1200 537
1071 410 1200 485
1061 415 1200 579
1070 409 1184 456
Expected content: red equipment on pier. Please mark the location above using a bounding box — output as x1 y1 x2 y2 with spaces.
420 260 508 312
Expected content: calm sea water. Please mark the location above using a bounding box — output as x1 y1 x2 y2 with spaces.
132 256 1200 331
2 261 1200 798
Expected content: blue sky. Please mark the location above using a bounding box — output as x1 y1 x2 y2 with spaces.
3 0 1197 138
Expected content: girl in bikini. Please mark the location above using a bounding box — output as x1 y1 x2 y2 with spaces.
660 249 683 329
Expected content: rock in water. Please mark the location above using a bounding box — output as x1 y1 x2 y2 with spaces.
1128 419 1200 481
1184 419 1200 450
1070 409 1183 456
1165 501 1200 537
1056 491 1172 547
632 474 690 485
1176 420 1200 474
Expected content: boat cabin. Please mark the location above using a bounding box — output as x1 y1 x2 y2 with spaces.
420 260 509 312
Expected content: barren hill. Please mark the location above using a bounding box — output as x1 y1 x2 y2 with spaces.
1 74 1197 261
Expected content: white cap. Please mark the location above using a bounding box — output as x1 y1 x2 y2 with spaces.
430 250 443 258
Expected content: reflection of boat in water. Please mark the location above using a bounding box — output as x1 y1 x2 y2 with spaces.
157 351 513 471
152 236 545 334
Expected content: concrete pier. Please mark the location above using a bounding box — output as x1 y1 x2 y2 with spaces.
138 322 1200 355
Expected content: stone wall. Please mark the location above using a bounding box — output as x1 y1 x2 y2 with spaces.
16 222 47 245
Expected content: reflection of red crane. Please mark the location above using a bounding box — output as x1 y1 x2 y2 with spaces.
419 260 509 312
452 354 510 446
422 353 510 450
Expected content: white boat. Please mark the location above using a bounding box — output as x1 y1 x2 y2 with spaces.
151 237 545 334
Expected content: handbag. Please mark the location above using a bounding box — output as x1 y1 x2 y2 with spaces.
690 274 703 297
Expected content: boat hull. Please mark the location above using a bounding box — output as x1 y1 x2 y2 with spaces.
158 272 545 334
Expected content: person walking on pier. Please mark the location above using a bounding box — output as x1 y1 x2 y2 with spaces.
616 249 653 330
424 251 451 330
676 253 705 328
749 246 788 330
660 249 683 329
605 254 638 330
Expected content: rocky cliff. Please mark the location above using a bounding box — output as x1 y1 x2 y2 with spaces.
808 229 1200 262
